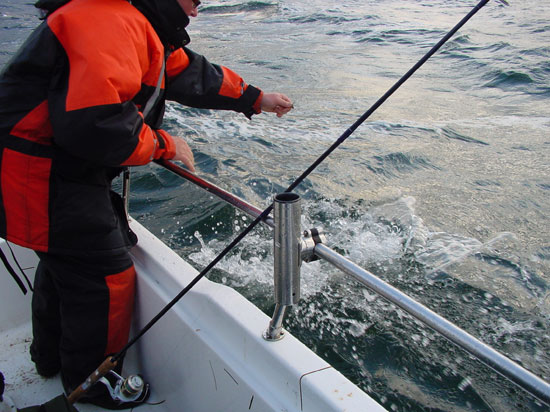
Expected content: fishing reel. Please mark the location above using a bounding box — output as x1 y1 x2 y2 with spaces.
99 371 146 403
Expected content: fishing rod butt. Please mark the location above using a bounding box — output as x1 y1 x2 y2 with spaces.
66 356 117 405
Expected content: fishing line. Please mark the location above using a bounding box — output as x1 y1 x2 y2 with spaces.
115 0 491 362
70 0 492 402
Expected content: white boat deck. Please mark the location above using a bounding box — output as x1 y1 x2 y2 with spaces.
1 322 94 412
0 220 385 411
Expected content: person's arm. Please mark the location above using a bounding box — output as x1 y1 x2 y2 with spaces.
46 4 177 167
165 47 263 119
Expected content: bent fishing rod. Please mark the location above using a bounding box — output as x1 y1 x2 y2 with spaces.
68 0 492 404
158 159 275 227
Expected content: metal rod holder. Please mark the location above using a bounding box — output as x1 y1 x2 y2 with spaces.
264 193 302 341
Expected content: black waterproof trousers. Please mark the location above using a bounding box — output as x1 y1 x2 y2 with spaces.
30 251 136 390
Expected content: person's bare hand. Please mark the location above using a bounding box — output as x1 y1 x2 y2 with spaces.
171 136 195 172
260 93 293 117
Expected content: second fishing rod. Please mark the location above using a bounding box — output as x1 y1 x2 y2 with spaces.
68 0 491 404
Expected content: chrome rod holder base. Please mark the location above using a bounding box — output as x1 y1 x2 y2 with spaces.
262 304 287 341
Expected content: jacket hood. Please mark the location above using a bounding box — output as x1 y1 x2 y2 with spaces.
35 0 191 47
131 0 191 48
34 0 71 18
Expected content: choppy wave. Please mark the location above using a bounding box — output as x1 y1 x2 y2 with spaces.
369 152 440 176
439 127 489 145
483 70 535 89
182 192 548 313
199 1 278 15
288 13 362 25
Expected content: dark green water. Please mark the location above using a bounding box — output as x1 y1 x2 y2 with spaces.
2 1 549 410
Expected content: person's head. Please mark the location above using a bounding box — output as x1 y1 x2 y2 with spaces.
176 0 201 18
132 0 193 47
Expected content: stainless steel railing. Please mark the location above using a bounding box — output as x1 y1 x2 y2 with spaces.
313 242 550 405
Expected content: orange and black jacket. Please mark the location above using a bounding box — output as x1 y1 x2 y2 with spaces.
0 0 263 256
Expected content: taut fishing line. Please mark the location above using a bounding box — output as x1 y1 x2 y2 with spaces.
69 0 494 402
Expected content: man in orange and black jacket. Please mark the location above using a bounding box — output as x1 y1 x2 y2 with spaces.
0 0 293 408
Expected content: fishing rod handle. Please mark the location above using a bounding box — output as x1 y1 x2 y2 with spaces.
67 356 117 405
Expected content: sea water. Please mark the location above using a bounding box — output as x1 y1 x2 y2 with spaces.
1 1 549 411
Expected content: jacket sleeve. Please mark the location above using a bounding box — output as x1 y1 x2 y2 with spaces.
45 3 176 167
165 47 263 119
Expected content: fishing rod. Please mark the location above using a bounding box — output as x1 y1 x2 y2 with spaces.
156 159 275 227
68 0 492 404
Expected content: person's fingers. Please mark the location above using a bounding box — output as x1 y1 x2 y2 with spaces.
273 102 293 117
172 137 196 172
262 93 293 113
279 94 293 106
274 94 293 109
181 153 195 172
